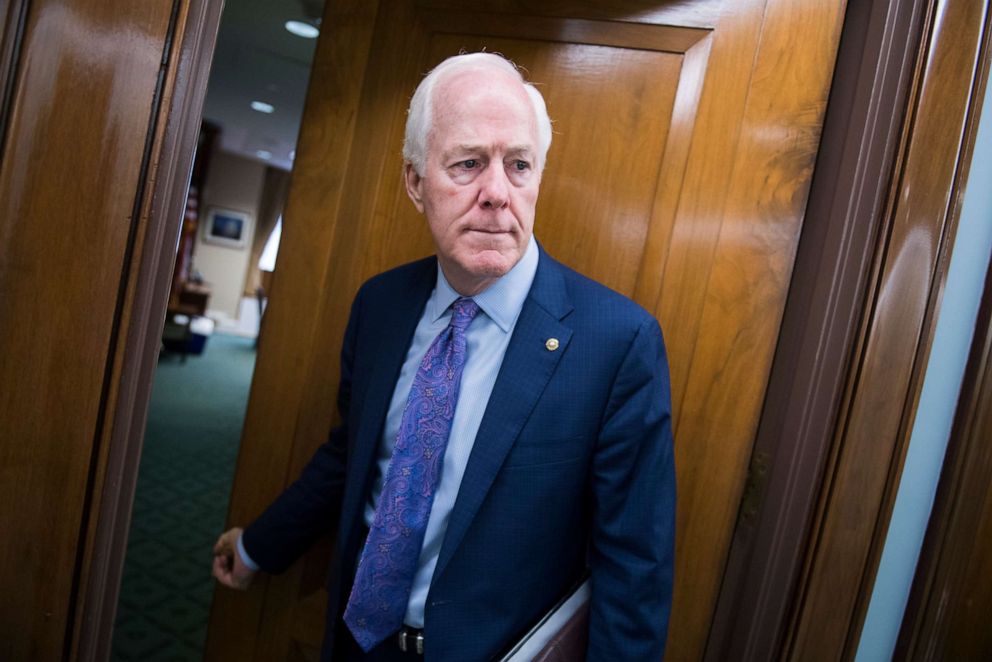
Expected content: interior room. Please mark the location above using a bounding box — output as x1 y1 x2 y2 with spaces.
1 1 991 661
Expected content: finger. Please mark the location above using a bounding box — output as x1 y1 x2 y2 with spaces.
213 534 229 555
213 550 231 570
212 556 231 586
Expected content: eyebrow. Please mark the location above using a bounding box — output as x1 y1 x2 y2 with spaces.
504 146 535 158
444 144 535 158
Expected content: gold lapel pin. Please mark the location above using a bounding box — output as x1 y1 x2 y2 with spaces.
545 338 560 351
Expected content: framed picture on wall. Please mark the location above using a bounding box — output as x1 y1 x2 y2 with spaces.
203 207 251 249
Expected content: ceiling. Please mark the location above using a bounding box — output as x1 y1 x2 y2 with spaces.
201 0 325 171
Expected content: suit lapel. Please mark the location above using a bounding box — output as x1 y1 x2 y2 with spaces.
433 253 574 582
338 261 436 557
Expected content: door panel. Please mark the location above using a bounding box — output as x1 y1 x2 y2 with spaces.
0 0 181 658
207 1 846 659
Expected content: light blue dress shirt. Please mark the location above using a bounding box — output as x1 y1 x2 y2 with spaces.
369 238 538 627
237 239 539 628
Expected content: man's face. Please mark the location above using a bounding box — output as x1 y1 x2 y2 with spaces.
404 69 542 295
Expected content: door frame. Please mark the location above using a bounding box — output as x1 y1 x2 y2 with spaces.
896 192 992 658
69 0 225 659
707 0 929 656
83 0 987 658
711 0 992 659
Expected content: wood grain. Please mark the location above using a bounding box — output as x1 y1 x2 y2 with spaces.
420 11 710 53
663 3 847 655
897 219 992 661
785 0 992 658
209 1 846 659
0 0 178 659
70 1 225 659
204 0 383 659
420 0 724 29
705 1 933 658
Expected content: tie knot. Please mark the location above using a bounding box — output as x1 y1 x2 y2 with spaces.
450 298 480 331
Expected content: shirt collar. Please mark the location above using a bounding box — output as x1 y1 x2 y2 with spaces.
430 237 539 332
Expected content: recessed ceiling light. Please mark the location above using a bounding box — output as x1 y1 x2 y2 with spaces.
285 20 319 39
250 100 275 114
256 150 273 160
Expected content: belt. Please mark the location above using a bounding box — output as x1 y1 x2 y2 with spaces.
396 626 425 655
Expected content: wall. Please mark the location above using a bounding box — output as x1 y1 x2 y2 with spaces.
194 149 267 320
856 65 992 660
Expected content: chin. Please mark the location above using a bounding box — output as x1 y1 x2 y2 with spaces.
466 251 516 278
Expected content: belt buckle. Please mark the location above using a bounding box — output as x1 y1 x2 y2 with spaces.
397 627 424 655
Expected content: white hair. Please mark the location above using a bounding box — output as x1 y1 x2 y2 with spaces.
402 52 553 175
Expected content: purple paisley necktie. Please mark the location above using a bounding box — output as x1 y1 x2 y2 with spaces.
344 297 481 651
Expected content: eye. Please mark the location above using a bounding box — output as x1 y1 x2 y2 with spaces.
513 160 530 171
459 159 479 169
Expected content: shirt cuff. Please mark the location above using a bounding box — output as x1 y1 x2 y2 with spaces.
237 531 260 571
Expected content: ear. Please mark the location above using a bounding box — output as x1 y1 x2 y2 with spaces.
403 162 425 213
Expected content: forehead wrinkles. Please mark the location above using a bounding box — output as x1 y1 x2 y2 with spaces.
428 69 538 154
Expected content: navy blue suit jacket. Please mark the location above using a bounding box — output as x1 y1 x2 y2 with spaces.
243 247 676 661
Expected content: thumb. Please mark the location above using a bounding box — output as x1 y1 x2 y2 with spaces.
213 527 241 555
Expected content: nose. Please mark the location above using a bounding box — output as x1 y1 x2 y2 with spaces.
478 164 509 210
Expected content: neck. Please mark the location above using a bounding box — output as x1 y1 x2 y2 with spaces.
437 262 499 297
445 274 496 298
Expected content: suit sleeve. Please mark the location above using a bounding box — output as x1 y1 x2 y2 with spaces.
240 288 363 574
587 315 676 661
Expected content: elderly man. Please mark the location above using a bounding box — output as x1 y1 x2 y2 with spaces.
213 52 675 661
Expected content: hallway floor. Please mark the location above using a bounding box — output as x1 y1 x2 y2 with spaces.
111 334 256 661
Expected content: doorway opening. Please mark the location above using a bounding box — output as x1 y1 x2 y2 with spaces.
110 1 322 658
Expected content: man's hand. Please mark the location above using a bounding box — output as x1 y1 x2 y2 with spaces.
212 527 257 590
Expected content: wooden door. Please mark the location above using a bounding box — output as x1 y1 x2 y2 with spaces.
0 0 221 659
207 1 846 660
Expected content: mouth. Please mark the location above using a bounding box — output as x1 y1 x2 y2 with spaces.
465 227 511 235
462 228 514 249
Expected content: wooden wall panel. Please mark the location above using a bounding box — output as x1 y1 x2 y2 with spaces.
785 1 992 659
706 1 933 658
664 3 846 642
0 0 212 659
209 1 847 660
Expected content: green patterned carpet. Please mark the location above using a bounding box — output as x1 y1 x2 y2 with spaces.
112 334 256 661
